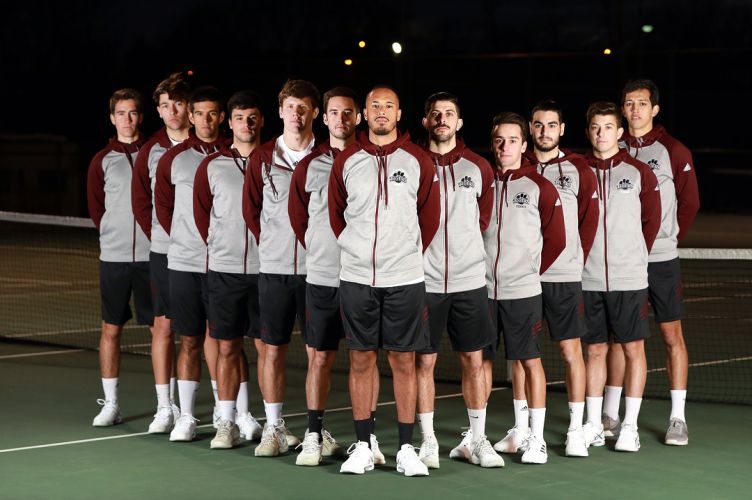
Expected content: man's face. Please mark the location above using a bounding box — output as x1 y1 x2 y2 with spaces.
622 88 659 132
364 88 401 136
189 100 224 141
323 96 361 141
492 123 527 169
530 110 564 153
587 114 624 155
279 96 319 134
228 107 263 145
423 100 462 144
157 93 189 132
109 99 142 141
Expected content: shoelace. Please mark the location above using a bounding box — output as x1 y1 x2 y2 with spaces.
153 406 173 419
96 398 116 408
296 433 320 452
322 429 336 444
215 422 234 438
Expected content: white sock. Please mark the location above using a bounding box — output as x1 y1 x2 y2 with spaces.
529 408 546 441
264 401 283 425
178 380 199 416
155 384 170 408
623 396 642 427
468 408 486 439
513 399 529 430
236 381 249 415
603 385 622 419
586 396 603 425
169 377 176 404
417 412 435 437
211 379 219 404
568 401 585 430
670 390 687 421
218 400 236 423
102 378 118 402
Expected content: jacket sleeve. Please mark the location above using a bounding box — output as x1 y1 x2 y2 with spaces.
242 149 264 244
154 151 175 235
86 152 106 230
131 142 153 240
327 155 348 239
288 157 312 248
193 158 213 245
538 181 566 275
575 160 600 264
640 166 662 253
669 141 700 241
477 159 495 232
417 155 441 252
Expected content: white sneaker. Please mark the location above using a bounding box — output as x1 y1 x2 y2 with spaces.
210 420 241 449
396 444 429 477
340 441 374 474
284 424 301 447
148 405 175 433
212 405 220 429
469 436 505 468
92 399 121 427
449 430 473 460
254 421 289 457
236 412 263 441
321 429 344 457
582 421 605 447
665 418 689 446
615 423 641 452
602 413 621 439
493 425 530 453
169 414 199 442
418 434 440 469
171 403 181 422
565 427 589 457
296 431 322 466
370 434 386 465
521 435 548 464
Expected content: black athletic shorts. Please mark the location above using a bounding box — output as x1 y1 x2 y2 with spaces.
169 269 209 337
149 252 170 318
208 271 260 340
258 273 306 346
541 281 586 341
99 260 153 326
339 280 430 352
305 283 344 351
421 286 493 353
484 294 543 361
582 289 650 344
648 258 684 323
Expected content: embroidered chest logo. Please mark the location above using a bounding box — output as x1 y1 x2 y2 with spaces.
647 159 660 171
513 192 530 207
458 176 475 189
617 178 635 192
389 170 407 183
555 175 572 190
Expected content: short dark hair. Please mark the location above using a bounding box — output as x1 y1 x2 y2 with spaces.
278 79 320 109
226 90 263 115
109 88 143 114
152 72 191 104
586 101 623 125
621 79 660 106
189 85 224 112
365 84 400 105
322 86 360 114
491 112 528 139
424 91 460 118
530 99 563 123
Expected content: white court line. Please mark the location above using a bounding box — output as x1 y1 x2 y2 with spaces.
0 349 86 360
6 324 145 339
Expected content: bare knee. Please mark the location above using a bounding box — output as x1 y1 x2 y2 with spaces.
416 353 437 374
587 342 608 360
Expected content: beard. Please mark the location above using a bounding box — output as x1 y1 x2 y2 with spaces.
370 122 396 136
430 129 455 144
534 136 559 153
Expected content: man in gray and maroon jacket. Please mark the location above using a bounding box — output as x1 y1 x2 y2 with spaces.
415 92 502 470
580 101 661 454
131 72 191 434
602 79 699 447
482 112 566 466
330 85 440 477
155 86 225 443
87 88 152 427
194 90 266 450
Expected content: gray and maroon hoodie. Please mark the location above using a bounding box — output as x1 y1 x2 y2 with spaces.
87 138 150 263
621 125 699 262
328 131 441 287
289 142 341 287
194 145 259 275
527 150 600 283
155 136 223 273
422 140 495 294
483 162 566 300
582 149 662 292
